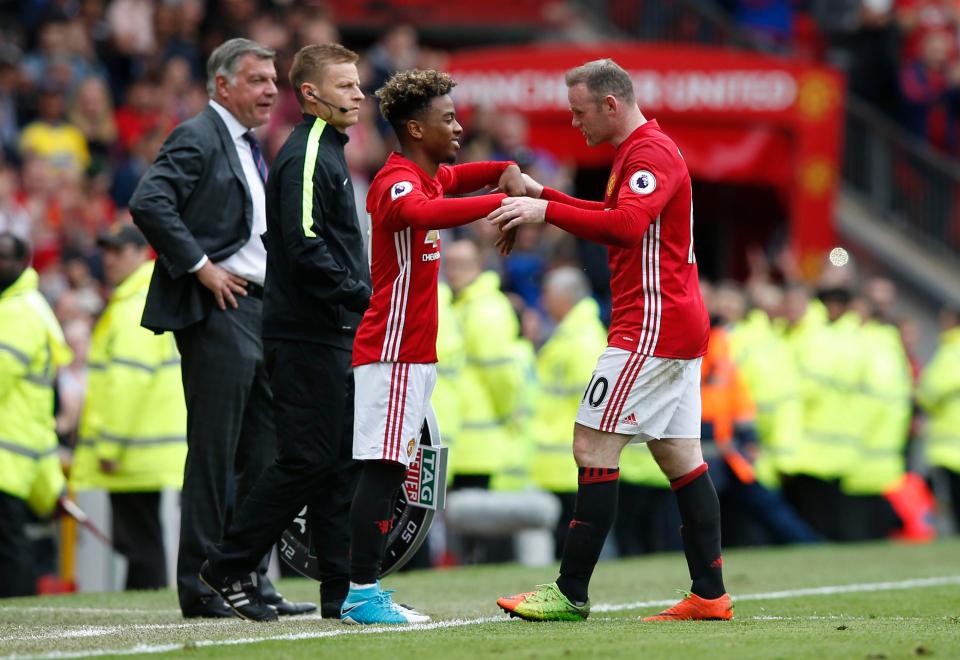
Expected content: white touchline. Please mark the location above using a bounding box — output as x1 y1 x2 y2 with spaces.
0 607 181 615
1 615 328 642
4 575 960 660
590 574 960 613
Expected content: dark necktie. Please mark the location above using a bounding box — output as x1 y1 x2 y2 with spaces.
242 131 268 183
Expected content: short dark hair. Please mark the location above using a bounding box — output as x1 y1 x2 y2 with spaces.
565 58 635 106
377 69 456 138
289 43 359 108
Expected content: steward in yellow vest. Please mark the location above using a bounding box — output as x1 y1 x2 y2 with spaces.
444 240 523 488
779 286 865 541
528 268 606 554
69 226 187 589
918 308 960 531
0 233 72 597
730 307 804 486
433 282 464 485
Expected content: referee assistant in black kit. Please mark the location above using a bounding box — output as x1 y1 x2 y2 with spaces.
201 43 371 622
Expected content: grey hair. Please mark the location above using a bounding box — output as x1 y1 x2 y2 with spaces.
544 266 590 304
206 38 276 97
564 58 635 105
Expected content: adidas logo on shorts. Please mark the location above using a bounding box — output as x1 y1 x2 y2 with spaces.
622 413 638 426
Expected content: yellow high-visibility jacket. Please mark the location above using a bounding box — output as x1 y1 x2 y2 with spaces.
433 282 464 484
842 321 911 495
0 268 72 515
530 298 607 493
493 337 538 491
918 326 960 473
70 261 187 492
730 309 804 485
449 272 522 478
784 309 866 480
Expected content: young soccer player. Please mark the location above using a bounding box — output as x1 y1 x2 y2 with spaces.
490 58 733 622
341 69 524 625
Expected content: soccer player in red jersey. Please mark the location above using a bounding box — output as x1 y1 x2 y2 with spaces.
341 69 524 625
490 59 733 622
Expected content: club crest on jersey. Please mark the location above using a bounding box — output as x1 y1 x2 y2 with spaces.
390 181 413 200
606 173 617 197
628 170 656 195
407 438 416 457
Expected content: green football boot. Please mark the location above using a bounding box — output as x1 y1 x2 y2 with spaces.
496 583 590 622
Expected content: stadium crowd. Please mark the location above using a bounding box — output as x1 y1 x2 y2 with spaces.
733 0 960 153
0 1 959 596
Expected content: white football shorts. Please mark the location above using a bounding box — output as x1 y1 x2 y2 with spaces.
354 362 437 466
575 347 702 442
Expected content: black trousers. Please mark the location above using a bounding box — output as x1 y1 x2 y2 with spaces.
614 482 682 556
207 339 358 595
0 491 34 597
173 296 276 611
110 491 167 590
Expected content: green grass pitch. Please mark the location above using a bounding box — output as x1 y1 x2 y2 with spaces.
1 540 959 659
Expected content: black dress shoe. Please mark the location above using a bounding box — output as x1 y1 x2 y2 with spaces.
199 561 279 622
261 591 318 616
181 595 236 619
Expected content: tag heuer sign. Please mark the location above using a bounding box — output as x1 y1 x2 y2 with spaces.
404 445 444 510
280 405 446 578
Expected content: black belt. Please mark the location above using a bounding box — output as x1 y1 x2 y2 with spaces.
246 282 264 299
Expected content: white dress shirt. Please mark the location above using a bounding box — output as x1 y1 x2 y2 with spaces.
191 100 268 285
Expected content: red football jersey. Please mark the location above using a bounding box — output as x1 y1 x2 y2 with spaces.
542 119 709 359
353 152 509 366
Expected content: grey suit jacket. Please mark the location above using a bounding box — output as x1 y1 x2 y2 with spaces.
130 105 254 333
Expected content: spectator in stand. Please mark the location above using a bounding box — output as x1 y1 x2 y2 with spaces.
343 93 388 240
68 76 118 166
60 247 104 317
810 0 899 116
106 0 156 58
719 0 795 47
152 0 204 79
898 26 960 149
115 77 171 155
367 25 419 133
19 83 91 177
21 15 105 93
0 166 31 241
896 0 960 60
0 45 21 162
158 56 201 125
110 125 165 209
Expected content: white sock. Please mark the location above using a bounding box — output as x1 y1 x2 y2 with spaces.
350 582 377 591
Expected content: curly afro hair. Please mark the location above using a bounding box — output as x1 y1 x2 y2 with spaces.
376 69 457 138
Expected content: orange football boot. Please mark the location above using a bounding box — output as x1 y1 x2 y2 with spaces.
642 592 733 621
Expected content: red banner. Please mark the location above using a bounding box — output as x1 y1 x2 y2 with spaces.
446 44 845 264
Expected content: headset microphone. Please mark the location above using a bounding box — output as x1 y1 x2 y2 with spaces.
308 91 349 114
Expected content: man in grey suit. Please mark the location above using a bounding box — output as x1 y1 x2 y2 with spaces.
130 38 312 618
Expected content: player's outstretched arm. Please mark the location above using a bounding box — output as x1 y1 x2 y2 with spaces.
440 161 521 195
540 186 606 211
388 190 508 231
488 198 653 249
